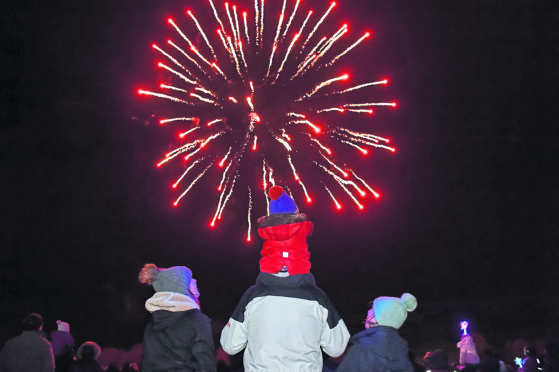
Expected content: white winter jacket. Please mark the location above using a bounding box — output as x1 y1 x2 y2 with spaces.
220 272 350 372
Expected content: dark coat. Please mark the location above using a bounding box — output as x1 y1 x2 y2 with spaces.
337 326 413 372
69 359 103 372
142 309 216 372
0 330 55 372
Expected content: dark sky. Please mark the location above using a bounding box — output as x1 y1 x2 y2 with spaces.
1 0 558 363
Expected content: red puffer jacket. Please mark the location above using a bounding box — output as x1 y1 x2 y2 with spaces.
258 221 314 275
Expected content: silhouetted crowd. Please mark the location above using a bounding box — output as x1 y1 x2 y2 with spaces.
2 188 558 372
0 313 139 372
1 310 558 372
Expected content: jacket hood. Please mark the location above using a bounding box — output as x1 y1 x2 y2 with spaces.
258 220 312 241
145 292 200 313
257 272 317 288
257 212 308 228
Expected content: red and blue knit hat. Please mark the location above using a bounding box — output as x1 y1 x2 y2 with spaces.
268 185 299 214
258 186 307 228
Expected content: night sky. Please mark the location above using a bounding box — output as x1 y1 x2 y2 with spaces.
1 0 558 365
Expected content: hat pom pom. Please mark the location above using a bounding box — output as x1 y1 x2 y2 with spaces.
139 263 159 285
269 186 285 200
400 293 417 312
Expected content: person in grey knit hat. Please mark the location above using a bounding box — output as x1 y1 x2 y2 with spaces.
337 293 418 372
138 263 216 372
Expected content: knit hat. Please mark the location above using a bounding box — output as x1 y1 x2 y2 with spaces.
76 341 101 360
268 185 299 214
257 186 308 229
369 293 417 329
57 320 70 333
139 263 199 299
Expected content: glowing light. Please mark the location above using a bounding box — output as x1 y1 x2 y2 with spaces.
159 117 199 125
289 119 321 134
160 84 188 93
157 62 197 85
301 1 336 52
267 0 287 79
351 170 380 198
207 118 223 127
324 185 343 210
179 127 199 138
246 186 253 242
218 147 232 167
297 73 350 100
138 89 191 105
249 112 261 123
242 11 250 43
282 0 300 39
187 9 217 60
460 321 469 336
140 0 398 236
246 96 255 111
309 136 332 156
173 163 213 206
326 31 371 67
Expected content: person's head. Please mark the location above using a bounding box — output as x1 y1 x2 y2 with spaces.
524 346 537 357
76 341 101 361
106 362 120 372
122 361 139 371
257 186 313 275
365 293 417 329
138 263 199 301
22 313 43 331
424 349 450 371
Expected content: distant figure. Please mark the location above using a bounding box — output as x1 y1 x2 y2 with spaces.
139 263 216 372
0 312 55 372
105 362 121 372
220 186 350 371
70 341 103 372
423 349 450 372
519 346 540 372
50 320 75 372
479 353 501 372
543 339 559 372
337 293 418 372
121 362 139 372
410 350 426 372
457 334 480 365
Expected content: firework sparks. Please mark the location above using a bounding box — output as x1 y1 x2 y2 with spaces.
138 0 398 239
